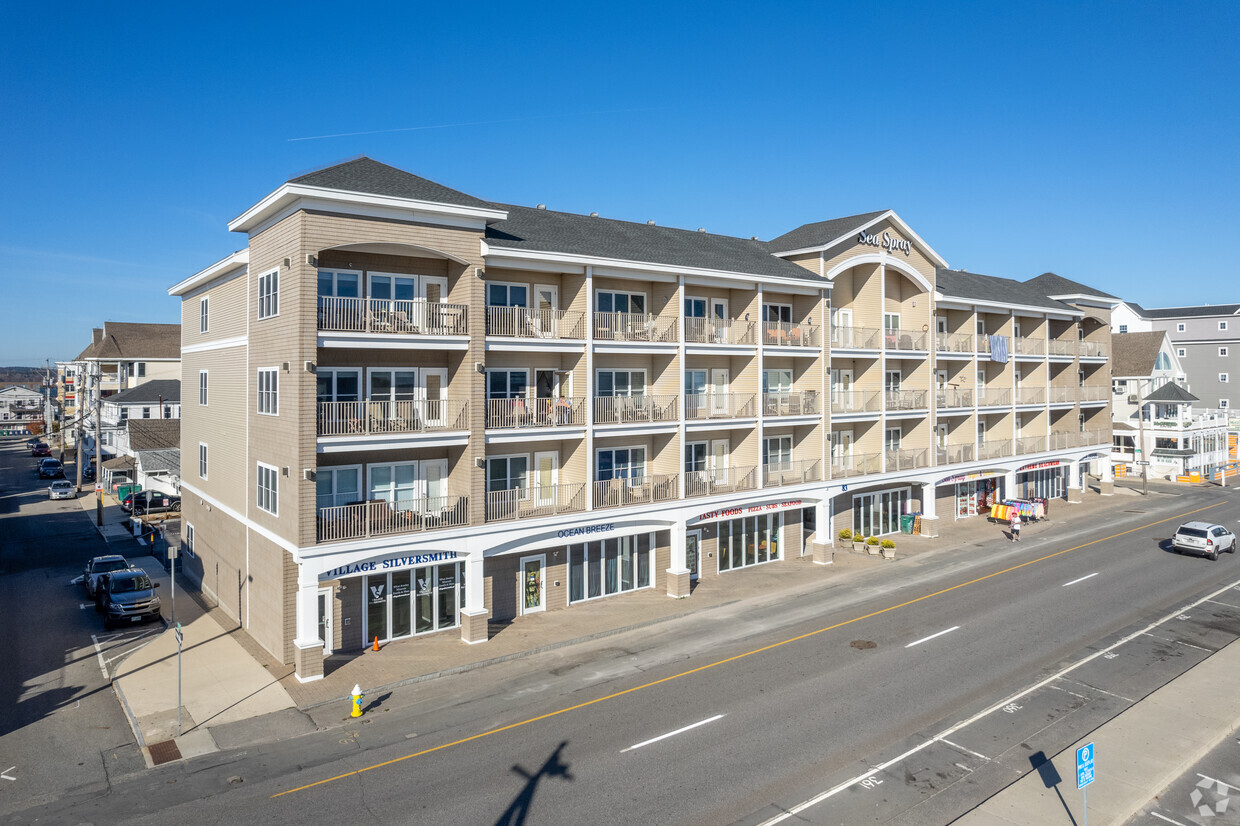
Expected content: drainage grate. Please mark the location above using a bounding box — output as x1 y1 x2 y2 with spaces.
148 739 182 766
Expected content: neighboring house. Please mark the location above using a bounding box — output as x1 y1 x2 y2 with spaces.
1112 302 1240 413
170 156 1116 681
65 322 181 430
99 379 181 457
1109 332 1228 479
128 419 181 496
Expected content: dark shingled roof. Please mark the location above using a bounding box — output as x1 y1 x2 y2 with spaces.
126 418 181 451
1144 382 1199 403
935 269 1078 312
289 157 496 211
1110 331 1167 377
1025 272 1119 300
765 210 889 252
1140 304 1240 319
106 380 180 406
486 205 826 282
80 323 181 360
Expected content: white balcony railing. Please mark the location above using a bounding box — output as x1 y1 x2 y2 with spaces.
317 296 468 335
883 328 928 350
830 451 881 479
1012 336 1045 356
486 307 585 339
936 388 974 408
316 495 469 543
1047 386 1076 404
1047 339 1077 356
1079 385 1110 402
936 443 976 465
885 389 927 411
977 388 1011 406
685 393 756 420
763 458 822 487
684 317 756 345
486 397 587 429
317 399 469 437
592 312 677 343
1015 387 1045 405
831 390 883 414
485 482 587 522
978 440 1014 460
762 391 821 417
831 326 881 350
1079 340 1107 358
935 332 975 353
593 395 679 425
762 321 820 347
886 447 930 471
685 465 758 498
1015 435 1047 454
593 473 679 509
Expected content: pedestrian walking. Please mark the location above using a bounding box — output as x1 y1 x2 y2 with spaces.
1010 511 1022 542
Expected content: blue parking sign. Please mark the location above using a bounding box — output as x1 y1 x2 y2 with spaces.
1076 742 1095 789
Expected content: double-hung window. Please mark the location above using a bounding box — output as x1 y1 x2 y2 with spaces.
487 370 528 400
258 269 279 319
596 370 645 397
763 436 792 470
763 304 792 323
198 370 208 406
487 455 528 495
316 466 360 510
597 446 646 483
257 463 278 515
183 523 195 558
258 368 278 415
487 282 528 308
200 297 209 333
597 290 645 315
198 443 208 479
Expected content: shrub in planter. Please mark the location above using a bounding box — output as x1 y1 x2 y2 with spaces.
866 536 879 546
881 539 896 550
839 529 852 541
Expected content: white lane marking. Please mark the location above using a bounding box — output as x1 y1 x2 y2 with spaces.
1150 812 1190 826
905 626 959 648
0 766 14 781
939 738 989 762
1197 772 1240 793
1142 632 1212 652
757 574 1240 826
1062 572 1099 587
89 635 110 680
622 714 725 753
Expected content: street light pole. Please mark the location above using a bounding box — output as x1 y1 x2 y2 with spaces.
1138 396 1147 497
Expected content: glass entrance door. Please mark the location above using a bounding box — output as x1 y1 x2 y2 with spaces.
521 555 546 613
686 531 701 580
316 588 333 655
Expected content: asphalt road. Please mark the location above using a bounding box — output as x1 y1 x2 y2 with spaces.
6 442 1240 825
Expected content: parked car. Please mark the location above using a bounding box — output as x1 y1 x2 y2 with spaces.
133 493 181 515
81 464 96 482
38 459 64 479
48 480 76 500
82 555 132 598
96 569 162 628
1171 522 1237 560
31 443 51 457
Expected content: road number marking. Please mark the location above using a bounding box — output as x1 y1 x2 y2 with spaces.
859 777 883 789
1002 703 1023 714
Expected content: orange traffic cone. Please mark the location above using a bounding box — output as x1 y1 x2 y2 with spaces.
372 636 380 652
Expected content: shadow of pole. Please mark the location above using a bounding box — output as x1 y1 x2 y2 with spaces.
1029 750 1079 826
494 740 573 826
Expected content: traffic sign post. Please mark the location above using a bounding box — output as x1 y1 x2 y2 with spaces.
175 622 183 736
1077 742 1095 826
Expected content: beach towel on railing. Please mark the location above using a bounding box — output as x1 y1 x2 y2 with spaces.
990 503 1012 521
1002 499 1044 519
989 335 1009 363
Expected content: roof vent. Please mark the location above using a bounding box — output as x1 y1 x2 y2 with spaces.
590 212 598 217
751 236 759 241
697 227 706 233
647 220 656 226
536 204 546 210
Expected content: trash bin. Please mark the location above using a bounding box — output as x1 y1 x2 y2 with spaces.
899 514 916 534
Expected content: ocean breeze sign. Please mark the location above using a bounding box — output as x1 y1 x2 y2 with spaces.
557 522 615 539
696 499 803 523
323 550 459 580
857 229 912 256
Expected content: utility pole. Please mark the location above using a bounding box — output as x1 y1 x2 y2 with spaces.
94 366 103 527
1138 393 1147 497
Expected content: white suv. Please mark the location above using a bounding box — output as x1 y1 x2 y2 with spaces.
1172 522 1236 561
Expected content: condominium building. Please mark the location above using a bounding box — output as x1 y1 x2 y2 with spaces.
170 158 1115 681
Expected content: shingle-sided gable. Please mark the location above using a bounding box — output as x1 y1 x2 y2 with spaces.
1110 331 1168 377
289 157 494 210
91 323 181 360
127 419 181 451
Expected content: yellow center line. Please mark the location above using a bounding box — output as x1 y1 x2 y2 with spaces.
272 499 1223 799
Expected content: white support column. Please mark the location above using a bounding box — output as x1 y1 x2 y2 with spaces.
677 274 686 500
292 569 324 683
756 282 766 488
1066 459 1084 502
919 481 939 537
584 266 595 511
667 521 690 598
1099 454 1114 496
460 552 489 644
1002 469 1017 501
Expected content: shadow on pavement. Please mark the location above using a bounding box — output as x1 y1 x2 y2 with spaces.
494 740 573 826
1030 750 1078 826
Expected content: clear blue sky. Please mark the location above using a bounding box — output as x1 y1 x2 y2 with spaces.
3 1 1237 365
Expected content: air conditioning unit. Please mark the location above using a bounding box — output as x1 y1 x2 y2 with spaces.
1127 395 1138 404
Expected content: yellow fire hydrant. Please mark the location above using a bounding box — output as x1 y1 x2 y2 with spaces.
351 684 363 718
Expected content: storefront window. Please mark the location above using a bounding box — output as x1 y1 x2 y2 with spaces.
391 570 412 638
568 534 652 603
853 488 910 537
364 562 463 646
719 514 781 572
1016 467 1064 500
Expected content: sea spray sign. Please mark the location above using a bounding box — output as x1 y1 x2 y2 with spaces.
322 550 459 579
857 229 912 256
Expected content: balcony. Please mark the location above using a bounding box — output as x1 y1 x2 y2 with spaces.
1015 387 1045 405
485 482 587 522
831 326 881 350
1016 435 1047 454
885 389 927 411
883 328 929 351
936 443 976 465
1081 428 1111 446
686 393 756 420
1079 386 1110 402
935 332 975 353
830 451 881 478
316 494 469 543
593 395 679 425
977 388 1011 406
593 473 678 510
763 391 821 417
1047 386 1076 404
936 388 973 409
1048 431 1079 450
593 312 677 343
1047 339 1076 356
763 458 822 487
317 399 469 437
317 297 468 335
1079 340 1107 358
886 447 930 471
978 440 1014 460
486 307 586 340
685 465 758 498
831 390 883 415
762 321 821 347
486 397 587 429
685 317 756 345
1012 336 1045 356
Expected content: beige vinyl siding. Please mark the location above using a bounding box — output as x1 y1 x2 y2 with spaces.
181 346 247 511
182 269 248 343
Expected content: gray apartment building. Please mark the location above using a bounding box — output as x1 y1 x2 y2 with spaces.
1112 302 1239 413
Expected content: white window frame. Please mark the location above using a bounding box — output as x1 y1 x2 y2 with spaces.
684 296 707 318
1178 348 1187 358
1221 347 1229 357
763 435 793 468
595 444 647 482
258 268 279 320
487 453 530 496
257 462 279 515
1118 324 1127 334
595 369 647 396
764 303 793 323
1221 321 1229 331
486 368 530 399
1220 373 1229 383
200 296 209 333
1177 323 1186 332
486 280 529 308
183 523 195 558
198 443 208 479
257 368 279 415
1221 399 1231 409
317 464 363 509
198 370 208 406
596 289 647 315
316 367 362 402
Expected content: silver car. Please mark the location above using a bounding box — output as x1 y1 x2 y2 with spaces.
48 480 76 500
1171 522 1237 561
